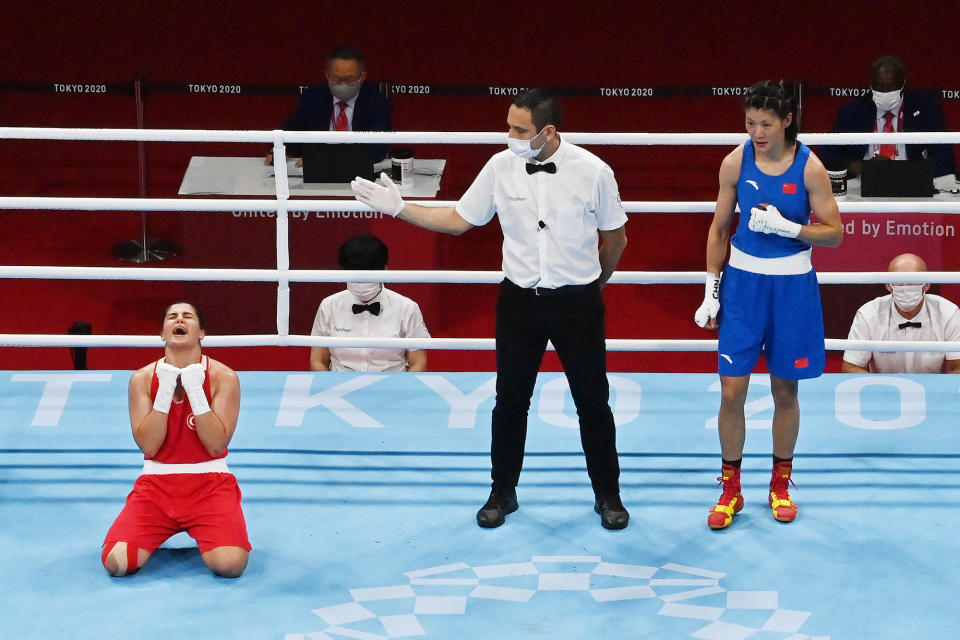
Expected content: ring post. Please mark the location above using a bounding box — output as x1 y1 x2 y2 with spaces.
272 130 291 342
111 78 181 263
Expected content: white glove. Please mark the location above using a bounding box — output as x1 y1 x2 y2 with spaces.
694 273 721 328
153 362 181 414
180 362 211 416
351 171 405 217
748 204 802 238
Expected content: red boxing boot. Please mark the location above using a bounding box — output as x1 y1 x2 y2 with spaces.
707 464 743 530
769 461 798 523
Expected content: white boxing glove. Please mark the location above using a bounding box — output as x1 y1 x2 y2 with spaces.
747 206 766 233
748 204 802 238
179 362 211 416
351 171 405 217
694 272 722 328
153 361 181 414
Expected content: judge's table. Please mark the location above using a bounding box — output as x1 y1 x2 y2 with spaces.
179 156 445 197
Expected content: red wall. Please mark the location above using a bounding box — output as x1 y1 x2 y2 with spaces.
2 2 960 371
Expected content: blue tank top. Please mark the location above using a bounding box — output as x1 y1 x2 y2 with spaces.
731 140 812 258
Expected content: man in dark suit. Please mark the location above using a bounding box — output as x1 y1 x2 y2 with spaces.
267 45 392 165
824 56 956 178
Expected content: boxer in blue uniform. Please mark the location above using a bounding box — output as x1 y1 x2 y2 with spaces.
695 81 843 529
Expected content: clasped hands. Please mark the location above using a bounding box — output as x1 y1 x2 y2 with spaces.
153 361 210 415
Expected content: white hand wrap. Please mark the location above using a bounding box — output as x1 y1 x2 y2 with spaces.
351 171 405 217
179 362 211 416
153 362 181 414
748 204 802 238
694 273 722 328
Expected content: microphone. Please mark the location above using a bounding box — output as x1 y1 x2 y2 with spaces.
538 220 545 230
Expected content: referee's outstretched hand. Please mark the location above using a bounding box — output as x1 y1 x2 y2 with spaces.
351 172 405 217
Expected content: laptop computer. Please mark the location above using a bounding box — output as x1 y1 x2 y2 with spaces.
860 158 934 197
301 143 375 183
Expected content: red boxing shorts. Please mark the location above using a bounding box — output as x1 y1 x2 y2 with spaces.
104 473 251 554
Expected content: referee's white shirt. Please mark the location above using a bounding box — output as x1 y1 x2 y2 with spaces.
455 139 627 289
843 293 960 373
311 286 430 372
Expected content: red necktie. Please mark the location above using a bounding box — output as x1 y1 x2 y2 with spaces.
879 111 896 159
334 101 349 131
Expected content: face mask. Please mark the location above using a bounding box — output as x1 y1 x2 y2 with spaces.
890 284 924 310
507 127 548 159
330 82 361 102
872 88 903 113
347 282 382 302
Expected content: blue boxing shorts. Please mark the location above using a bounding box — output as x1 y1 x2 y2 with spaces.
717 264 825 379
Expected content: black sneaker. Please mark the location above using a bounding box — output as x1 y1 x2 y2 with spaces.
476 486 519 528
594 493 629 530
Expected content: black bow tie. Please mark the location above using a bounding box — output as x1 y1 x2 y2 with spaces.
898 321 921 329
352 302 381 316
526 162 557 175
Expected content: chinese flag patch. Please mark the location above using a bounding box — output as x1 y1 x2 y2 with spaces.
782 183 797 194
794 357 809 369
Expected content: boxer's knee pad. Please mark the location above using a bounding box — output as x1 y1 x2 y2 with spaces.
102 542 140 576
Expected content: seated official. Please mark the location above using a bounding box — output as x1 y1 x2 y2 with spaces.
843 253 960 373
267 45 391 166
310 234 429 372
823 56 956 179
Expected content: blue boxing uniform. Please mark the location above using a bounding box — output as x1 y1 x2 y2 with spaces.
717 141 825 379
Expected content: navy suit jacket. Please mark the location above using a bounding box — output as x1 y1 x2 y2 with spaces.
283 82 392 161
821 90 956 177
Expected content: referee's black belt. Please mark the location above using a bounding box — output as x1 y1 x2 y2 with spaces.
503 278 599 296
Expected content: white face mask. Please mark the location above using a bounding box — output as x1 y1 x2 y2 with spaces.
507 127 548 159
330 82 361 102
872 88 903 113
890 284 924 310
347 282 382 302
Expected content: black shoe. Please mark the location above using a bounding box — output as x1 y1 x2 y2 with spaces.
476 486 518 528
594 493 629 530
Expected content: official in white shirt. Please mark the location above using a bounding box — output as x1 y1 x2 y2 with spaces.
843 252 960 374
350 89 630 530
310 234 429 373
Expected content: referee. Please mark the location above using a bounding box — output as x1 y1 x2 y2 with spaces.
351 89 630 530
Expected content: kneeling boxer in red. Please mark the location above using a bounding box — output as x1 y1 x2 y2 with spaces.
102 302 250 578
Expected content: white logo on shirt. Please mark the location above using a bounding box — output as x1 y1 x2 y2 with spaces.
745 180 759 191
507 195 526 201
720 354 733 364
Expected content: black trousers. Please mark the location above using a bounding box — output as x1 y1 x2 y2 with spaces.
490 278 621 495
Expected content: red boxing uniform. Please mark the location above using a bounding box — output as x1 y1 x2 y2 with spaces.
104 357 251 554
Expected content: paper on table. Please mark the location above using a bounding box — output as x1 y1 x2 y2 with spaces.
176 157 237 194
266 159 303 178
180 157 446 197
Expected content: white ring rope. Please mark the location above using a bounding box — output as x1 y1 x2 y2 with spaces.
4 197 960 215
4 126 960 145
3 126 960 356
2 266 960 285
2 333 959 354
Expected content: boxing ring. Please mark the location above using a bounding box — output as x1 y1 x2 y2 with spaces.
3 127 960 640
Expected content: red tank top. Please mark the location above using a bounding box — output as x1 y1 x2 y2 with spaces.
146 356 227 463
